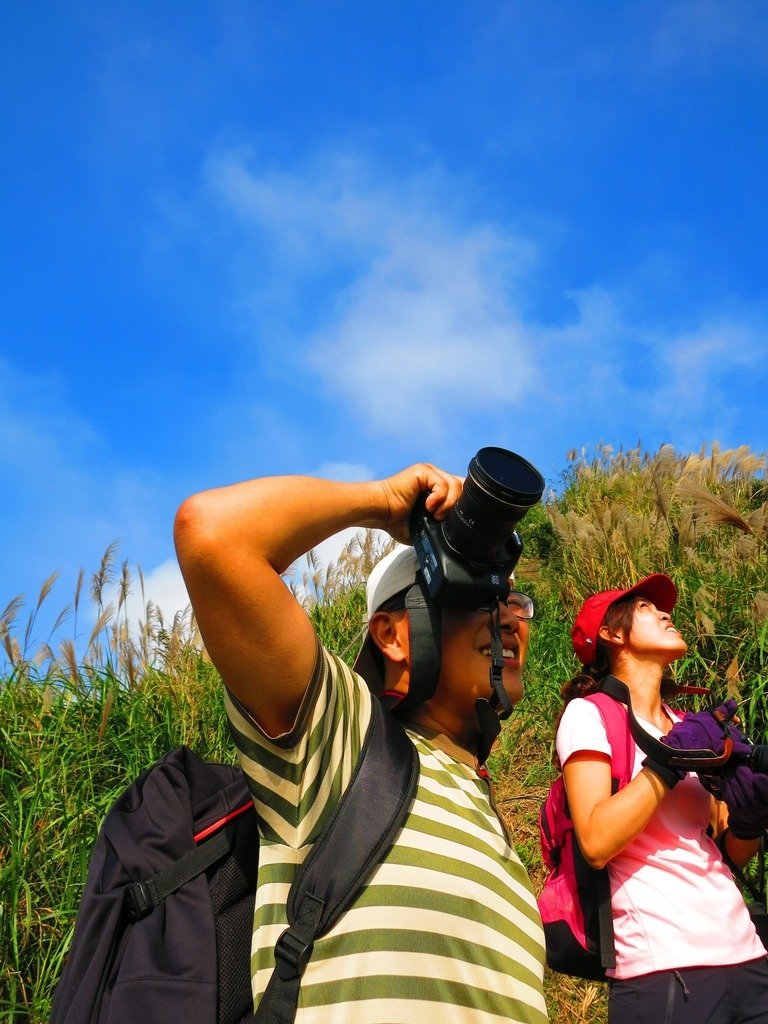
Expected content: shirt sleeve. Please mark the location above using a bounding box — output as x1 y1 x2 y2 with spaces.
556 697 612 768
224 642 373 848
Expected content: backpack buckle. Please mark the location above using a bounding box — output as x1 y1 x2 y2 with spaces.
274 928 314 980
124 881 153 921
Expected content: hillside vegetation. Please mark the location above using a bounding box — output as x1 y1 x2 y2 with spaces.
2 444 766 1022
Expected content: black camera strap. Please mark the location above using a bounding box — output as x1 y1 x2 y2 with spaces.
489 602 514 718
399 579 442 714
399 584 514 765
601 676 734 769
475 602 514 765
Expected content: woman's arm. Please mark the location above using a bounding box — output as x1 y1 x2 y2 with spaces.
709 798 762 869
563 752 671 869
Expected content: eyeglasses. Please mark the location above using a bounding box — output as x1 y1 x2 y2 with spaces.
376 588 535 620
503 591 535 620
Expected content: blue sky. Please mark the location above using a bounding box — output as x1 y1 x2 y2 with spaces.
2 1 767 645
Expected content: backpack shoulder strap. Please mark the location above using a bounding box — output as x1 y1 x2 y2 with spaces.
585 690 634 790
581 689 635 973
255 696 419 1024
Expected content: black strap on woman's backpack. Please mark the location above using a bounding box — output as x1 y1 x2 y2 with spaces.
600 676 733 770
51 697 419 1024
719 832 768 952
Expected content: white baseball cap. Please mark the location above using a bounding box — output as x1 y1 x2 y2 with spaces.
353 544 420 693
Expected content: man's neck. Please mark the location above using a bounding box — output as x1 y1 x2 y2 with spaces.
401 703 480 767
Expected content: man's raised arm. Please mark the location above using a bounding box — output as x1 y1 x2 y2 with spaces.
173 465 461 735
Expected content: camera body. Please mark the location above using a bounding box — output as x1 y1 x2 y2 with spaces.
410 500 522 608
409 447 544 610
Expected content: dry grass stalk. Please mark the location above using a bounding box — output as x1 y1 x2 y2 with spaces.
59 639 80 683
73 567 85 609
288 529 394 609
97 690 115 741
725 655 741 698
90 540 119 608
117 560 131 616
86 603 115 658
49 603 73 638
35 571 60 612
746 504 768 540
681 445 767 487
1 593 25 634
752 592 768 625
4 633 21 667
32 643 55 669
677 479 754 536
550 442 767 611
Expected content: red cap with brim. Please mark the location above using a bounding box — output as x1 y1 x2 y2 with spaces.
571 574 678 666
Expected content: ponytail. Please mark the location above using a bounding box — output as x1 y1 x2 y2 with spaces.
555 654 609 738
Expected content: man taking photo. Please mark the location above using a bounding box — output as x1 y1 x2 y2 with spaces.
174 460 547 1023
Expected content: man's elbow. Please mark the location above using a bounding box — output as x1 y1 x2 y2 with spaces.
174 493 222 564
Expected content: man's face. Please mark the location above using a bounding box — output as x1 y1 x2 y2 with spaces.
437 598 530 717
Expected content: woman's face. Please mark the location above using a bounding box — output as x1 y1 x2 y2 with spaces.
623 596 688 663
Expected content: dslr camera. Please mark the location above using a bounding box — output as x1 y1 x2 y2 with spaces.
409 447 545 609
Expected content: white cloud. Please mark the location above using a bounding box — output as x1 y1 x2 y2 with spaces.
197 146 768 462
308 234 535 436
206 150 538 438
648 318 768 430
134 558 191 626
532 290 768 451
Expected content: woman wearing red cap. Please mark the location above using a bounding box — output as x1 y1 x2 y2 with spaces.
557 574 768 1023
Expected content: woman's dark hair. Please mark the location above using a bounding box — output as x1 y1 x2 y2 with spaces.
551 594 639 751
559 592 679 716
560 594 637 706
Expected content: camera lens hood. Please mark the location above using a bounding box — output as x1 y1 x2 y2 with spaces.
442 447 545 565
469 447 545 508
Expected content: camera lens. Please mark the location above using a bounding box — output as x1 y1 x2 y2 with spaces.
442 447 545 563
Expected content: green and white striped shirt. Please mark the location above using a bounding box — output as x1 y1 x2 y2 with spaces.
225 643 547 1024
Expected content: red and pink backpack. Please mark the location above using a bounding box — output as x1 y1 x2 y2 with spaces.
537 692 634 980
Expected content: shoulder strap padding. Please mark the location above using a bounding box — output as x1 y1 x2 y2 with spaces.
399 578 442 713
584 690 634 791
255 697 419 1024
579 689 635 973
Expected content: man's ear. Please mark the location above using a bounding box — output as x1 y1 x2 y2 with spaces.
368 610 409 666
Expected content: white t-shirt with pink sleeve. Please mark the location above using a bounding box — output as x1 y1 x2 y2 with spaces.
556 697 765 979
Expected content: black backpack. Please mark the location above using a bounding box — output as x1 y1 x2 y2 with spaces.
51 697 418 1024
